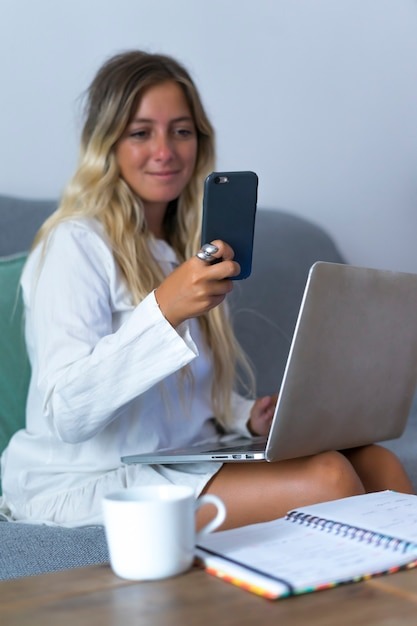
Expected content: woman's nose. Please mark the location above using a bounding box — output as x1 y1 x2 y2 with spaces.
153 134 174 161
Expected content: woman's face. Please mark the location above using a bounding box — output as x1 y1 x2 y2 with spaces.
116 80 198 217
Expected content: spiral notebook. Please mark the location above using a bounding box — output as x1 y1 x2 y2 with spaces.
196 490 417 600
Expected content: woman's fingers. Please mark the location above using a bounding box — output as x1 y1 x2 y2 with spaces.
155 241 240 327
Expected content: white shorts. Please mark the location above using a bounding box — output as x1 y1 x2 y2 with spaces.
1 462 222 527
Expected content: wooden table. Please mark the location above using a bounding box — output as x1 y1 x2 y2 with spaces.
2 563 417 626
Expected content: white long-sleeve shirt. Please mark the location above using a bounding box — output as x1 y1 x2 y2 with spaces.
0 218 253 526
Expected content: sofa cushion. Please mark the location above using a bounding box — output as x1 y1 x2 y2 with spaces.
229 209 345 396
0 521 109 579
0 254 30 466
0 194 56 256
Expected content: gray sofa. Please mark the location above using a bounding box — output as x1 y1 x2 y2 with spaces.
0 193 416 580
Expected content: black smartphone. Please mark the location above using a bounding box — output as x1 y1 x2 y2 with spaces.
201 171 258 279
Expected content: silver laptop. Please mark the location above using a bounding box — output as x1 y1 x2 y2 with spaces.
122 261 417 465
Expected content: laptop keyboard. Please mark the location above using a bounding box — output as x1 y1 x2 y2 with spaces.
205 440 266 454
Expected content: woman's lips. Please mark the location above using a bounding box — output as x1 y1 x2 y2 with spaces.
148 170 180 178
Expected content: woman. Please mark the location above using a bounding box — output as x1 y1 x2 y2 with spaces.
0 50 412 528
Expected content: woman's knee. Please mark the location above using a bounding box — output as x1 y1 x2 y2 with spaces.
307 451 365 499
343 444 414 494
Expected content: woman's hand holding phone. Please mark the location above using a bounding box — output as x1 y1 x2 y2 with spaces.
155 240 240 328
155 170 258 326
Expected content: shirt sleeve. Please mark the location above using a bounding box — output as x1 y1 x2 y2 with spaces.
227 391 255 437
23 221 199 443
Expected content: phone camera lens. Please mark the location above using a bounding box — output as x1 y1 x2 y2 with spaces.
214 176 221 184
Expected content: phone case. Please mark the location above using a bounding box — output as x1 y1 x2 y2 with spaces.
201 171 258 279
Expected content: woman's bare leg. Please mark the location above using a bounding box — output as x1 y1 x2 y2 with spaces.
198 450 365 531
342 444 414 494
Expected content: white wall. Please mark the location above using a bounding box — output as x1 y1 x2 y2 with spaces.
1 0 417 272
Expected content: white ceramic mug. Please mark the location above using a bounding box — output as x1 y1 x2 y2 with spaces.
102 484 226 580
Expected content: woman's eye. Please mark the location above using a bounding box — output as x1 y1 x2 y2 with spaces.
130 129 149 139
174 128 194 138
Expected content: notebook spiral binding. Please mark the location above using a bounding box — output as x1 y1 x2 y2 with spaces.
285 510 412 554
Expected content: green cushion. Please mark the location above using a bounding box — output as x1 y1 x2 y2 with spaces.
0 254 30 461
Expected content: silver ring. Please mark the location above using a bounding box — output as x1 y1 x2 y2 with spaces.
196 243 219 264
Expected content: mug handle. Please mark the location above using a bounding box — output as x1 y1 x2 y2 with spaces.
195 494 226 537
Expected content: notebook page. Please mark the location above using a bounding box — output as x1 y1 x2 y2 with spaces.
290 490 417 546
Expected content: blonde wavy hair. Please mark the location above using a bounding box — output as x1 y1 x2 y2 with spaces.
34 50 254 427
